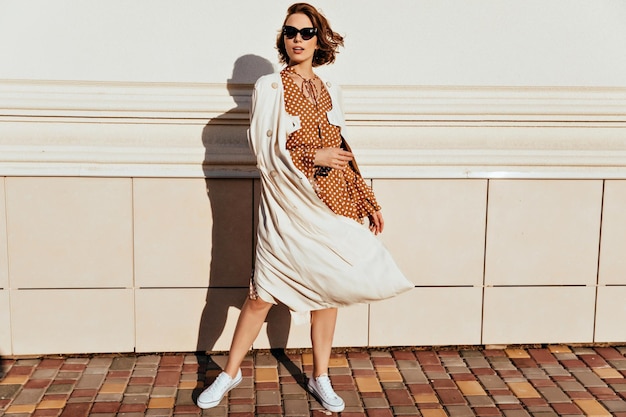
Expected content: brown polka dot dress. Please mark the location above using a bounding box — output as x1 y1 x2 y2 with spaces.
281 67 380 222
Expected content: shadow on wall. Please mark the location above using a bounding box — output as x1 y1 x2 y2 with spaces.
194 55 304 394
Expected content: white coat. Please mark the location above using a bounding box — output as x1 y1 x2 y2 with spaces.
247 72 413 319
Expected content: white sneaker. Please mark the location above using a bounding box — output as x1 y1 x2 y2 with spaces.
197 369 242 409
308 374 345 413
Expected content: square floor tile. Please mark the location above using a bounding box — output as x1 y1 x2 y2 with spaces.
598 180 626 285
0 178 7 289
483 286 595 344
374 179 487 286
11 289 134 355
133 178 253 288
136 287 247 352
254 302 369 349
485 180 602 286
370 287 482 346
6 177 133 288
0 290 10 355
595 286 626 342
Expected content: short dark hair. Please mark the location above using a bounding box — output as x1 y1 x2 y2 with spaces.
276 3 344 67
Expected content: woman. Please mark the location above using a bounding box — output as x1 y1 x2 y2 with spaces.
197 3 413 413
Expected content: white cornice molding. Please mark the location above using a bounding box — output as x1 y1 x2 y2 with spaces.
2 79 626 121
0 80 250 120
1 80 626 178
343 85 626 122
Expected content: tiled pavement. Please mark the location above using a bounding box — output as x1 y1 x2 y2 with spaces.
2 346 626 416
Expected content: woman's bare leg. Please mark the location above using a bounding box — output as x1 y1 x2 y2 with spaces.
310 307 338 377
222 297 273 377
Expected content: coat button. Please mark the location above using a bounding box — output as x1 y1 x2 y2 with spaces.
266 129 272 137
271 82 278 89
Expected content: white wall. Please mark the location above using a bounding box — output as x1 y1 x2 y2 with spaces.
1 0 626 355
1 0 625 86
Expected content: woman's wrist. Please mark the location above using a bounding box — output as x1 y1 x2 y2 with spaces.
312 149 320 166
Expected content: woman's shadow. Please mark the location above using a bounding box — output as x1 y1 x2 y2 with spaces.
193 55 306 400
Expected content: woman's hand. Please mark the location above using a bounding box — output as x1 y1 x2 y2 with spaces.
314 147 353 170
368 211 385 235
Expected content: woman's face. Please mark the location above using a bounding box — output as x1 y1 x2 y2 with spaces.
283 13 318 66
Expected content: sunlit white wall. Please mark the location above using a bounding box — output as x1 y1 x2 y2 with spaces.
1 0 626 355
1 0 625 86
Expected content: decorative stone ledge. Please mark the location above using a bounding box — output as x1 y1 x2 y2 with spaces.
1 80 626 178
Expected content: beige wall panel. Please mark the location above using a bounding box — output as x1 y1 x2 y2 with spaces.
374 180 487 286
255 306 309 350
334 304 369 348
11 289 134 355
0 290 10 355
599 181 626 285
485 180 602 286
6 177 133 288
0 178 7 289
136 288 247 353
369 287 482 346
255 303 369 350
595 286 626 342
134 178 252 288
483 286 595 345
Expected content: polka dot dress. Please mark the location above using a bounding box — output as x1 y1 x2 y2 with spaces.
282 67 381 222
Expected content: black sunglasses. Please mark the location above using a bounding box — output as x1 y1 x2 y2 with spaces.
282 25 318 40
